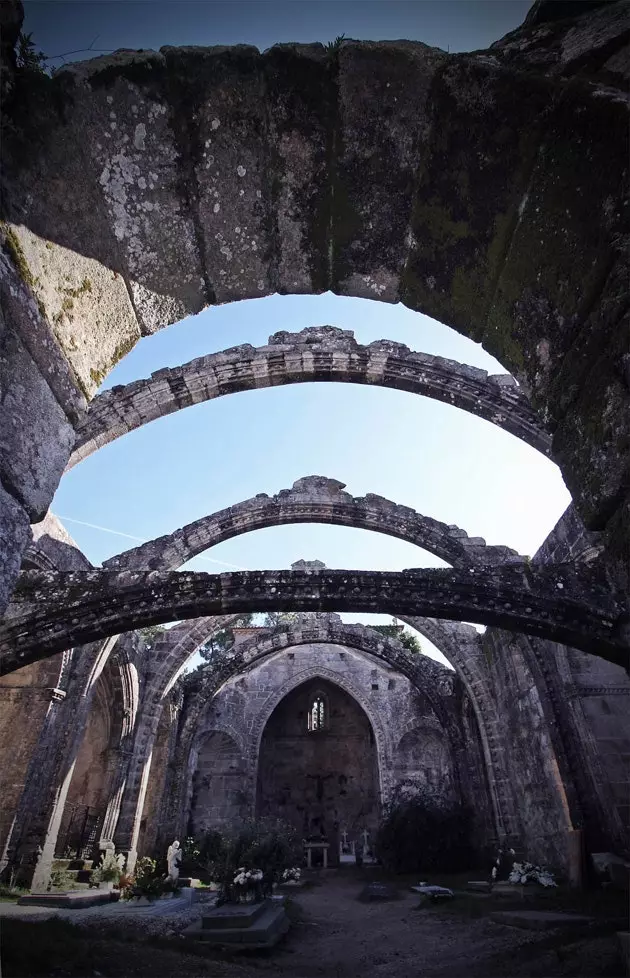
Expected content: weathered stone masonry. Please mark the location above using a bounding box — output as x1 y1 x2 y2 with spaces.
2 563 627 671
69 328 551 469
0 0 628 616
0 0 629 888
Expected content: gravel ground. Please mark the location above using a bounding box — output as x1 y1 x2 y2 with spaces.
1 875 626 977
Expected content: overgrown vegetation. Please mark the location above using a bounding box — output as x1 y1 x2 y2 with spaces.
324 34 346 55
121 856 177 901
183 817 302 904
375 783 473 873
197 614 254 662
138 623 167 648
15 32 49 75
371 621 423 655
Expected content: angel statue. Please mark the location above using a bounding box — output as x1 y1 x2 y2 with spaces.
167 839 182 880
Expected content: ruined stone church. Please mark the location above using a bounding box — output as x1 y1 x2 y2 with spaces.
0 0 629 892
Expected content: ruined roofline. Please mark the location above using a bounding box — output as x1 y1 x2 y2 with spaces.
69 327 550 470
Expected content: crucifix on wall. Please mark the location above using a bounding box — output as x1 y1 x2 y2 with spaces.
306 772 334 802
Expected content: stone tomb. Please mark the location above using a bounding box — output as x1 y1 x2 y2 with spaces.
183 898 290 948
18 889 116 909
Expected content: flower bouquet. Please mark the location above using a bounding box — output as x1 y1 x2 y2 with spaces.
508 861 557 888
232 867 264 903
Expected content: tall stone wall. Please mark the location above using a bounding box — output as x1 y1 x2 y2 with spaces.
0 655 65 860
174 642 465 854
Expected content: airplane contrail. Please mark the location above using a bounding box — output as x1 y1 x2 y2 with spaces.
54 515 247 570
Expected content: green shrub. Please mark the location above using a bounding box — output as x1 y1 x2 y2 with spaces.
89 850 122 886
47 869 77 891
213 818 302 903
122 857 168 901
376 783 473 873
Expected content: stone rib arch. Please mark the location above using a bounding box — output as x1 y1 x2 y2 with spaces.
157 617 464 838
181 617 460 746
68 329 551 470
104 475 521 573
3 564 626 670
1 7 627 621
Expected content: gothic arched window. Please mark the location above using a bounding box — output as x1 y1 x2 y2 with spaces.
308 693 327 732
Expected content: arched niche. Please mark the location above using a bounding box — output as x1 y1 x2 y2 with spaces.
255 676 381 856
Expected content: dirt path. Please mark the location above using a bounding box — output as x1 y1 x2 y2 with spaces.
1 873 625 977
251 875 536 977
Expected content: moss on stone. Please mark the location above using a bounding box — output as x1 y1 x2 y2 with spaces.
2 225 36 290
111 335 136 367
89 367 106 388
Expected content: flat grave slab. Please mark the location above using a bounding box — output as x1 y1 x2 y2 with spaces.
467 881 515 895
359 882 399 902
490 910 595 931
183 899 289 948
201 900 268 930
18 890 115 909
411 885 454 902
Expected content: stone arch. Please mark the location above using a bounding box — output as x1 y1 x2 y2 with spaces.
251 667 391 802
168 617 462 779
158 619 471 842
105 474 521 573
3 564 626 671
0 7 627 619
69 328 551 470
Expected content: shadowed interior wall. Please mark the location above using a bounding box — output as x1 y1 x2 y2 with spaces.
0 654 64 858
255 678 380 852
55 672 113 856
393 726 455 798
188 731 249 836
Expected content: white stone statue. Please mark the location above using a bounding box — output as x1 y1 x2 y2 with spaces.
361 829 370 851
167 839 182 879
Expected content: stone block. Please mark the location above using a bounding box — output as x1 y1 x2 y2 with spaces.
18 889 114 909
0 479 31 616
8 224 141 398
0 310 75 518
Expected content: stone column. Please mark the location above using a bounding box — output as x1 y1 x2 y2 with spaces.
0 685 67 880
113 708 165 872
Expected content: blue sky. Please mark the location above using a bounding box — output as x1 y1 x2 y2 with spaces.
25 1 571 668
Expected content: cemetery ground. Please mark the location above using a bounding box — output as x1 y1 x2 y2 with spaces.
1 868 627 977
